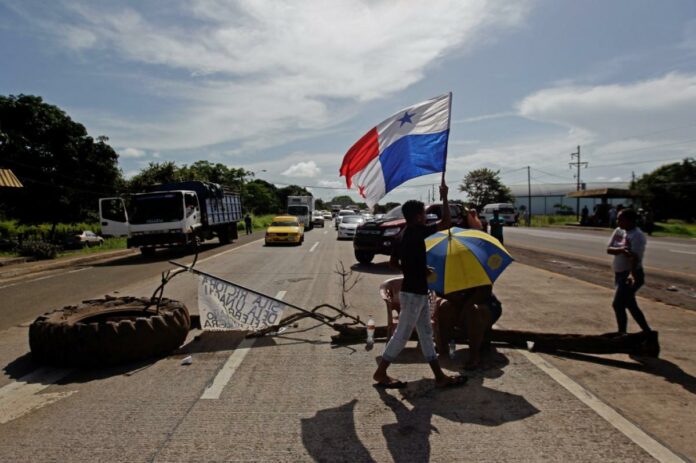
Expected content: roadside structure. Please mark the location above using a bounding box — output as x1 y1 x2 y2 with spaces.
0 168 23 188
510 182 634 216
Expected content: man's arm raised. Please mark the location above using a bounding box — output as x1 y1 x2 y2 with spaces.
436 182 452 231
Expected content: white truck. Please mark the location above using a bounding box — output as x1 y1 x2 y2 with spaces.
99 181 243 255
287 195 315 230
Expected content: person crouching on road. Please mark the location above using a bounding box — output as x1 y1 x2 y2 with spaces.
435 285 502 370
606 208 652 334
372 183 467 389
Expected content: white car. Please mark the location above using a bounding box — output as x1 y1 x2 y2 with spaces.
312 211 325 227
323 211 332 220
334 209 357 229
337 215 364 239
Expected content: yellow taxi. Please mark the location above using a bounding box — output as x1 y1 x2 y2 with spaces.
265 216 304 245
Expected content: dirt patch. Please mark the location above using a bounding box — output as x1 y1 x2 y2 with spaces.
507 245 696 311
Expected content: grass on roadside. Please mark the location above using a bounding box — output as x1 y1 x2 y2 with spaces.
518 215 578 227
57 237 128 257
652 220 696 238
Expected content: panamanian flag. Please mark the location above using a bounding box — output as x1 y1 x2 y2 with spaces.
340 93 451 208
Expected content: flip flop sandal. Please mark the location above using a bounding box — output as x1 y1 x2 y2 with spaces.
374 380 408 389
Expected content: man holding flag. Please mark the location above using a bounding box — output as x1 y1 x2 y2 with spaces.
340 94 466 388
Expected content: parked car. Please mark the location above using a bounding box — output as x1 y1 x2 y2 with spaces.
64 230 104 249
334 209 357 229
353 203 472 264
312 211 325 227
337 215 365 240
265 216 304 245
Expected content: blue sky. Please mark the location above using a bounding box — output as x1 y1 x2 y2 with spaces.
2 0 696 204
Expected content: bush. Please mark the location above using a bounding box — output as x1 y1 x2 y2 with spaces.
18 240 59 260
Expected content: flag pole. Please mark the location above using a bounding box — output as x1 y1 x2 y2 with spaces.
441 91 452 199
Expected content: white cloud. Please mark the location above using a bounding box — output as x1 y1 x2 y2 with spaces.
20 0 532 151
517 72 696 141
119 147 146 158
318 180 344 188
282 161 321 178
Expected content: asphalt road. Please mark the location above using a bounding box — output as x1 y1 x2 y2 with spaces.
504 227 696 276
0 223 693 462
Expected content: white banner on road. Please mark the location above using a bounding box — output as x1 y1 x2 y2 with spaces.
198 274 286 331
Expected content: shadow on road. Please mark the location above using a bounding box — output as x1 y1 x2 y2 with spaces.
300 351 538 463
301 399 376 463
3 352 161 384
551 350 696 395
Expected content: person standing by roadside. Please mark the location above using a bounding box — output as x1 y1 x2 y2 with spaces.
244 213 253 235
609 205 618 228
606 208 653 334
488 210 504 244
372 182 466 389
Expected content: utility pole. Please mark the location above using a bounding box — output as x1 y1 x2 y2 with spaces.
527 166 532 226
569 145 587 220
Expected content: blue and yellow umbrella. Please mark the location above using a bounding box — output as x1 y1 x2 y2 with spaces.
425 227 513 295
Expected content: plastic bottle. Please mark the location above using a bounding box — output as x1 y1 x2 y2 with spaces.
366 316 376 349
448 339 456 359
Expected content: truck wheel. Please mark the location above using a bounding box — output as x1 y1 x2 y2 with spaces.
354 251 374 264
29 296 191 367
140 247 156 256
218 226 231 245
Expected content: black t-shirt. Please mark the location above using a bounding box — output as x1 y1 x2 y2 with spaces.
396 223 438 295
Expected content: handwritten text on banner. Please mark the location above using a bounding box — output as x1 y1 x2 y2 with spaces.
198 275 286 331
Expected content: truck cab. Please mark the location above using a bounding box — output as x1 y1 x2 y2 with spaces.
99 180 241 255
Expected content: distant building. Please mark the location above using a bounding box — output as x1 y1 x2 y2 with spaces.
509 182 634 215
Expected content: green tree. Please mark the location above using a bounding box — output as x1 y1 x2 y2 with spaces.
458 168 513 211
330 195 355 207
244 180 280 214
0 94 123 227
632 158 695 221
127 161 183 193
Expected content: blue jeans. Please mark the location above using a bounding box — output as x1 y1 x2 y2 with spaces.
382 291 437 363
612 268 651 333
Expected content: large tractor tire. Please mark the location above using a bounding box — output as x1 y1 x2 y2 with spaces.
29 296 190 367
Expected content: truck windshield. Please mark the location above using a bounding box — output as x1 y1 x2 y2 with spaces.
130 192 184 224
288 206 308 215
498 207 515 214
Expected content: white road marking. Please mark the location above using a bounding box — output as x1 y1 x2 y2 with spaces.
0 367 76 424
519 350 686 463
67 266 92 273
669 249 696 255
309 242 319 253
196 238 264 265
324 230 328 235
201 290 286 400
